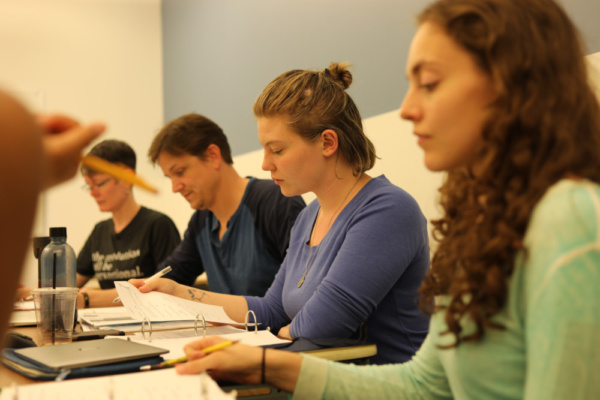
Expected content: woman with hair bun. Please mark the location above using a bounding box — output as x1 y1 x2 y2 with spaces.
133 62 430 365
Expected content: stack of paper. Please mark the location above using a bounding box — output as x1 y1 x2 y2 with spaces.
10 300 37 327
79 307 200 333
0 368 236 400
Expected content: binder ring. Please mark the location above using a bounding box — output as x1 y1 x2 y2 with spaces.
244 310 258 334
194 313 206 337
141 317 152 342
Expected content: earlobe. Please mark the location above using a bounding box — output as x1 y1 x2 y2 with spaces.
321 129 338 157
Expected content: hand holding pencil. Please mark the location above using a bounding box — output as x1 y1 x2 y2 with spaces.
140 340 239 371
113 266 172 303
170 336 272 385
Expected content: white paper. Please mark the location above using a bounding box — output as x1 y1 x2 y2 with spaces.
13 300 35 310
0 368 236 400
8 310 37 326
123 329 291 359
114 281 239 325
79 307 211 333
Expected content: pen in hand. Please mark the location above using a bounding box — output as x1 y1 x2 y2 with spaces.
112 265 173 304
139 340 239 371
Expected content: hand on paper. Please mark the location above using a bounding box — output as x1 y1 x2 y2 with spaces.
176 336 264 385
277 324 292 340
129 277 181 296
38 114 105 189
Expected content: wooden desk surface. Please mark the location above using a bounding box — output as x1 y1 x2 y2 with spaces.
1 326 376 399
0 326 286 398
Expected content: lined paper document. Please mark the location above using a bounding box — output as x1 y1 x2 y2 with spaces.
79 307 199 332
0 368 235 400
114 281 239 325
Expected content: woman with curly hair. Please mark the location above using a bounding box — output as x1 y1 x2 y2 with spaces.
163 0 600 398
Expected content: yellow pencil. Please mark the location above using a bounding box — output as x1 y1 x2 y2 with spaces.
201 340 239 355
140 340 239 371
81 154 158 194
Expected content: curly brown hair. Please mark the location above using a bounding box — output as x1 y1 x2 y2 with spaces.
418 0 600 346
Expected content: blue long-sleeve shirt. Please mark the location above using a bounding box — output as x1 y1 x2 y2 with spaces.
246 175 430 364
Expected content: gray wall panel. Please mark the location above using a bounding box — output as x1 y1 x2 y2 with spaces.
162 0 600 156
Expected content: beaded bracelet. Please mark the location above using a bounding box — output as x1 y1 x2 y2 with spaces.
81 291 90 308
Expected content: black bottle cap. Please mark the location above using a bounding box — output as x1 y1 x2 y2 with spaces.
49 227 67 238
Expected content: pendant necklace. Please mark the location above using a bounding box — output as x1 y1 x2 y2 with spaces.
297 175 362 288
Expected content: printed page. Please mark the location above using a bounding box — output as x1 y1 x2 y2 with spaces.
79 307 200 332
114 281 238 325
0 368 236 400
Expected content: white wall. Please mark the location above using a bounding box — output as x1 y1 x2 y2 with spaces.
0 0 170 287
1 0 598 290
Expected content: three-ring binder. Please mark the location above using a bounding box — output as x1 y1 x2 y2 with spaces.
140 314 208 341
244 310 258 334
194 313 207 337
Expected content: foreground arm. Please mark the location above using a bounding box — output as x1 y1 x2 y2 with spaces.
131 278 250 322
175 331 453 399
0 92 44 338
0 91 103 339
176 336 303 393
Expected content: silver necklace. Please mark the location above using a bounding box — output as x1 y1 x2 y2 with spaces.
297 175 362 288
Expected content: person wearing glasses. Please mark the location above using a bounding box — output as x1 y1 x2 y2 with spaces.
75 139 181 308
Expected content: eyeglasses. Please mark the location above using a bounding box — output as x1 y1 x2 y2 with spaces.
82 177 113 192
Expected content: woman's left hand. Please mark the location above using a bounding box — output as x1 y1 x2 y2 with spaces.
277 325 292 340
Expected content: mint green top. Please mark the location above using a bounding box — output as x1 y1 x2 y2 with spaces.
294 179 600 399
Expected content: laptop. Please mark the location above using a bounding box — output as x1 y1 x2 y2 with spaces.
14 338 168 370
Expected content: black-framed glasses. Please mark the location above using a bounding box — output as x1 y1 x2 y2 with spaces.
82 177 113 192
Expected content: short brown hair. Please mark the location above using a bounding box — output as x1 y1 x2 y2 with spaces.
148 113 233 164
253 62 376 175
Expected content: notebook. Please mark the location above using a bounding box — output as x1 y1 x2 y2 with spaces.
14 338 168 370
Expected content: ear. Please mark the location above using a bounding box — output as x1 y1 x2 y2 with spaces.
320 129 338 158
204 144 223 168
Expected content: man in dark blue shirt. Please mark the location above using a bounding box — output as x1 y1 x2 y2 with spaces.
148 113 305 296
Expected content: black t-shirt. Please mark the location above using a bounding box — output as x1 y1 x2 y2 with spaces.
77 207 181 289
